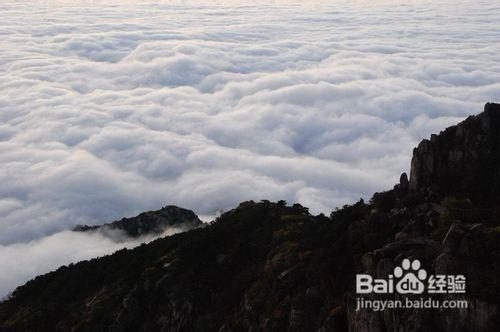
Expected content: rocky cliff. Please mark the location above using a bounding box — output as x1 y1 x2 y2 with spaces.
0 104 499 332
409 102 500 206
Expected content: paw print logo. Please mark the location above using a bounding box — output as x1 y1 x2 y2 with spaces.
394 259 427 294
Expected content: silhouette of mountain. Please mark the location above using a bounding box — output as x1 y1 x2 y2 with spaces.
72 205 202 238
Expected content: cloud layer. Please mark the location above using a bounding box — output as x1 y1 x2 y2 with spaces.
0 227 183 299
1 0 499 249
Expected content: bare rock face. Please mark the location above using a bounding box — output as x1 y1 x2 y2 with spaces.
409 103 500 206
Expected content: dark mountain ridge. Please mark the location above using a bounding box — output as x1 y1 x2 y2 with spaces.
1 103 499 331
73 205 202 238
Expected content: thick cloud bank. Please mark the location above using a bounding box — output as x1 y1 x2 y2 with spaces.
0 228 183 299
0 0 499 295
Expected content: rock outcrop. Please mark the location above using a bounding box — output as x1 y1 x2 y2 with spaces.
409 102 500 206
73 205 202 238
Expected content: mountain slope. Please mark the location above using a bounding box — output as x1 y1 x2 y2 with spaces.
1 104 500 331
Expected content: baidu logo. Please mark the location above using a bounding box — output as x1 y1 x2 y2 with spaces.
355 258 468 311
356 259 465 295
394 259 427 294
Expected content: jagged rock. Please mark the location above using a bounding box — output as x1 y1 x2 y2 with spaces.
399 172 409 194
409 102 500 205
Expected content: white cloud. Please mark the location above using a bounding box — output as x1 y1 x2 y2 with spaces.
0 227 183 299
0 0 500 294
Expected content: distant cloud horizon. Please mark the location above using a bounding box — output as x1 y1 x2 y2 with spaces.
0 0 499 297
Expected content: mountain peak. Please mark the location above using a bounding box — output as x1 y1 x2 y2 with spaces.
73 205 202 238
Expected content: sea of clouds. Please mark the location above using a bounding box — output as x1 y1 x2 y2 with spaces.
0 0 499 297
